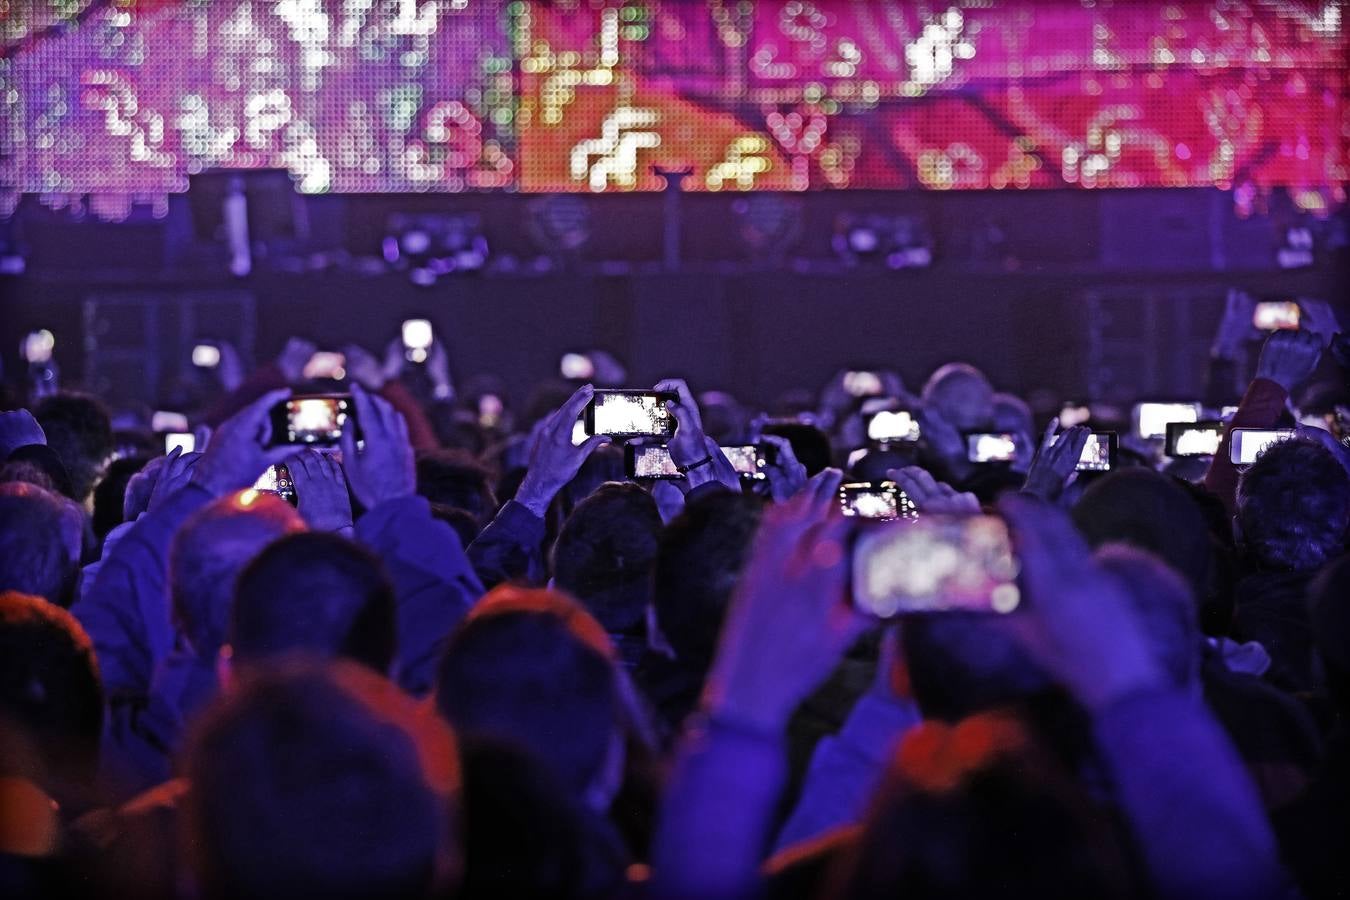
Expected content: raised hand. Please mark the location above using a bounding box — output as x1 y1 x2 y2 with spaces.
916 403 969 478
702 466 866 734
1211 288 1260 360
890 465 980 515
514 384 609 517
191 388 295 496
0 408 47 458
1254 328 1322 393
340 385 415 510
1021 422 1090 503
276 337 318 384
654 377 707 468
289 449 354 533
759 433 808 502
1297 298 1342 348
148 446 202 511
213 341 246 392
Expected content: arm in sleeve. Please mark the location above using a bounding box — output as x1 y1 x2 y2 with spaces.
1202 378 1289 516
464 499 547 589
355 494 484 696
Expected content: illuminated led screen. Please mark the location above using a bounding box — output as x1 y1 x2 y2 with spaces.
1 1 1345 196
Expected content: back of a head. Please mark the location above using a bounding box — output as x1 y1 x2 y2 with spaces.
415 448 496 527
1072 468 1213 605
921 363 994 431
92 455 149 540
1237 438 1350 573
552 482 662 635
990 392 1033 434
33 393 114 502
0 591 103 787
1095 544 1199 689
0 482 81 608
436 592 620 800
231 532 396 675
653 490 764 672
834 713 1131 900
185 661 456 900
170 491 305 657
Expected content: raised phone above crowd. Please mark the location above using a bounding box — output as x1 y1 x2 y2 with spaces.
0 293 1348 899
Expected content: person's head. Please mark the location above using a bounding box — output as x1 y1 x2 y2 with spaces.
170 490 305 658
33 393 114 503
551 482 662 636
92 455 149 540
759 422 832 476
1236 438 1350 573
184 661 458 900
831 712 1131 899
1072 468 1213 608
435 587 622 811
231 532 396 675
1310 555 1350 715
415 448 497 529
1095 544 1199 690
652 490 764 673
921 363 994 432
0 591 103 791
0 482 83 608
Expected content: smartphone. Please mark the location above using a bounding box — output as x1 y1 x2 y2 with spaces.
721 444 772 480
1253 301 1300 332
560 352 596 381
253 463 297 504
1229 428 1295 465
626 444 682 480
1059 402 1092 429
21 330 54 365
571 418 588 446
163 432 196 454
191 343 221 368
843 370 884 398
1133 402 1200 440
1166 421 1224 457
302 351 346 381
838 481 918 520
852 514 1021 618
151 410 190 433
583 390 676 438
1220 406 1239 420
865 409 921 443
1050 431 1117 472
269 395 352 446
965 433 1018 464
478 393 503 428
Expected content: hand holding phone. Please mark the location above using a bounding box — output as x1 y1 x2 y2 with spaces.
1133 402 1200 440
838 481 917 520
401 319 434 364
866 409 921 444
1049 431 1116 472
626 444 681 480
1253 300 1300 332
302 351 347 381
269 395 353 446
1229 428 1295 465
1165 421 1223 457
965 432 1018 464
584 389 677 438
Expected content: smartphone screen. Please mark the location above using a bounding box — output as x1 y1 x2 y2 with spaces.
302 351 347 381
1049 431 1117 472
163 432 196 454
965 433 1018 464
271 396 351 445
721 445 768 480
1229 428 1295 465
1166 421 1223 457
402 319 433 350
253 463 296 504
560 353 595 380
1134 402 1200 440
478 393 503 428
192 344 221 368
1059 402 1092 428
866 410 920 443
1253 301 1300 331
151 410 190 433
22 330 54 365
843 370 884 398
852 515 1021 618
627 444 681 479
585 390 675 438
838 482 917 521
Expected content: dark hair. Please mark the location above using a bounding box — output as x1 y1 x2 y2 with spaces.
1237 439 1350 572
1095 544 1198 689
0 483 79 608
184 662 456 900
231 532 396 675
435 599 619 799
1310 554 1350 716
652 491 763 672
416 448 497 528
92 456 149 540
0 591 103 785
33 393 114 502
430 502 483 552
551 482 662 635
760 422 832 476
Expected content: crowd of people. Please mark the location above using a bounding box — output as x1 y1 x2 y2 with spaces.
0 292 1348 899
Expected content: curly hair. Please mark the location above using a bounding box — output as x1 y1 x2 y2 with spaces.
1237 438 1350 572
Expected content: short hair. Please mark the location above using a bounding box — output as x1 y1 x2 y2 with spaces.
921 363 994 431
415 448 496 527
551 482 662 634
231 532 396 675
1237 438 1350 572
184 661 457 900
652 491 764 672
435 589 620 799
990 392 1033 434
170 491 305 656
0 591 103 783
33 393 114 502
92 455 149 540
1094 544 1199 689
0 483 79 608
